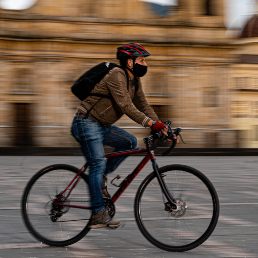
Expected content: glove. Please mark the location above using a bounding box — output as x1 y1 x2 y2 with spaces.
151 121 166 133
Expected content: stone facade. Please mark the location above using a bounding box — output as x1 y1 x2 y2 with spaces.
0 0 257 148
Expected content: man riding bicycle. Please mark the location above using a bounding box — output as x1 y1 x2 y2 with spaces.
71 43 167 229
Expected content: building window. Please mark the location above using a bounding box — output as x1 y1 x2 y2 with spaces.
12 103 34 146
204 0 214 16
235 77 249 90
232 101 249 118
203 87 218 107
12 68 33 95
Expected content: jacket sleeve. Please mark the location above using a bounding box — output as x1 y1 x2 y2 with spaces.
106 68 152 127
133 80 159 121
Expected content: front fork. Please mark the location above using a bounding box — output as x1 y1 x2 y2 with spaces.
150 151 177 210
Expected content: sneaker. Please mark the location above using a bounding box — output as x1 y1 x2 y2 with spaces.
102 175 111 199
89 208 120 229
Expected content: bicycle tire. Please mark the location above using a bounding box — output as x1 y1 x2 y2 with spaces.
134 164 219 252
21 164 91 247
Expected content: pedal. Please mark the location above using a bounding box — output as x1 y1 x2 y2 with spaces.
111 175 122 187
107 222 121 229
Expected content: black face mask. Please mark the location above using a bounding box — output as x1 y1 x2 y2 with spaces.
133 63 148 77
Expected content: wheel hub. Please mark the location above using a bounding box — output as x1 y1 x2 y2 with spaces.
165 199 187 218
46 195 70 222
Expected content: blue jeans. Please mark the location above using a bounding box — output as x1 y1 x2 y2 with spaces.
71 116 137 213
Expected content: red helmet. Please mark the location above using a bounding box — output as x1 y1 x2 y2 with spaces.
116 43 151 60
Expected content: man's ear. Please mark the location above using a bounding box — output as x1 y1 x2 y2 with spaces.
127 58 133 69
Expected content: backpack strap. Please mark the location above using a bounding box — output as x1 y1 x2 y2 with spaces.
123 68 130 91
85 66 129 117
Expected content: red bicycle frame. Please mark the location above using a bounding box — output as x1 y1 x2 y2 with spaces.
56 147 156 210
107 148 152 203
56 135 177 211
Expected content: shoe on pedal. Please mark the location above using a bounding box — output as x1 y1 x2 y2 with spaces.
89 208 120 229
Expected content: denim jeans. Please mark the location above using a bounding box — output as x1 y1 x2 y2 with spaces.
71 116 137 213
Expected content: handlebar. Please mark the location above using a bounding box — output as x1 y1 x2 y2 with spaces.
143 121 183 156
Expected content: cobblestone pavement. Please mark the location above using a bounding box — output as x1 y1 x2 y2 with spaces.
0 156 257 258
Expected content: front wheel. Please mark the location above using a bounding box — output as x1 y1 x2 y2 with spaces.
134 164 219 252
21 164 91 247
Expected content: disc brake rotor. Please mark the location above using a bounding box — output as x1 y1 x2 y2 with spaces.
165 199 187 218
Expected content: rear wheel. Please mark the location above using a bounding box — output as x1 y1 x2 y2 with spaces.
21 164 91 247
134 164 219 252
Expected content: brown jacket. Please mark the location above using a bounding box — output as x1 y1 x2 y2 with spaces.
77 67 158 126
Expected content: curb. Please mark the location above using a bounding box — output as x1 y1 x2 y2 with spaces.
0 147 258 156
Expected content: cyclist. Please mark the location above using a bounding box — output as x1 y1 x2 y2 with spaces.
71 43 167 229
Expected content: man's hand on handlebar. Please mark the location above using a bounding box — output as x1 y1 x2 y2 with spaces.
145 119 183 154
148 120 180 142
150 121 166 135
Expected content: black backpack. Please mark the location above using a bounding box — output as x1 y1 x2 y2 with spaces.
71 62 119 101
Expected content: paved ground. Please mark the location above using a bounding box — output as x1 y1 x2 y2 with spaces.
0 156 257 258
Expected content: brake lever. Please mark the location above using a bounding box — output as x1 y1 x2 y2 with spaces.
172 128 185 144
178 133 186 144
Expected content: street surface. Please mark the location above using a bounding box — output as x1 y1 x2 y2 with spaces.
0 156 257 258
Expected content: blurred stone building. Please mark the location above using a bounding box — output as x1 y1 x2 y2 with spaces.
0 0 257 148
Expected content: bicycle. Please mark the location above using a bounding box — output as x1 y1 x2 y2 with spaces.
21 123 220 252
